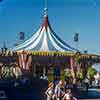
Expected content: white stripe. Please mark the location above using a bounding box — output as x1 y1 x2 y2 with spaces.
47 27 65 52
25 26 45 50
40 28 49 51
21 54 25 69
51 32 73 51
26 55 32 70
13 27 42 50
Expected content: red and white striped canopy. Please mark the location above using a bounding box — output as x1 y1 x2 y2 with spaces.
13 8 78 52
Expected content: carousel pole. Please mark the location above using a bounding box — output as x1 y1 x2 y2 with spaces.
43 65 46 77
73 33 80 82
45 0 47 9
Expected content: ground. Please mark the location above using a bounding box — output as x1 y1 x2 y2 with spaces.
79 99 100 100
0 79 100 100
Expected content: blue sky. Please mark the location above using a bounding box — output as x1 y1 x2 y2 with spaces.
0 0 100 54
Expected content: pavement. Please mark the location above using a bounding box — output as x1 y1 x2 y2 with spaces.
75 88 100 99
0 79 48 100
0 79 100 100
79 99 100 100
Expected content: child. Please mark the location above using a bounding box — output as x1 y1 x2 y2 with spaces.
62 89 77 100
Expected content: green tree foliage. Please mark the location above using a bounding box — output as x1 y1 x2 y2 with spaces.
87 67 97 79
76 69 84 80
65 69 71 80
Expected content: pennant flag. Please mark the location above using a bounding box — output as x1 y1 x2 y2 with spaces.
19 32 25 40
74 33 79 42
70 57 75 79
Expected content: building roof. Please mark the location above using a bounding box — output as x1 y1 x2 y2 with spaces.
13 8 77 52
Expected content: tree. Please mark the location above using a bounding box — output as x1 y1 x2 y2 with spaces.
87 67 97 80
76 69 84 80
65 69 71 80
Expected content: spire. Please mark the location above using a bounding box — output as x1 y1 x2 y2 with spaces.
44 8 48 17
43 0 48 28
44 0 48 17
45 0 47 8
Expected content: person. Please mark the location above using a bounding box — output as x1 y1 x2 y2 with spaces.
0 64 3 79
84 77 89 92
62 89 77 100
54 80 65 100
45 82 54 100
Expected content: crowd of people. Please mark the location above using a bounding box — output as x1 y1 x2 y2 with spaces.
0 63 22 80
45 80 77 100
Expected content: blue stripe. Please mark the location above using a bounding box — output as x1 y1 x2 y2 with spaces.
50 31 72 51
48 22 78 51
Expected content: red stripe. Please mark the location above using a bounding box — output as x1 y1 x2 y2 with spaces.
26 55 32 70
19 54 32 71
77 63 81 73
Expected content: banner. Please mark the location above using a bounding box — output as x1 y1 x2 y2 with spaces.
74 33 79 42
19 32 25 40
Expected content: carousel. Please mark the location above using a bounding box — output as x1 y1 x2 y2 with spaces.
12 7 100 82
12 7 78 81
0 7 100 82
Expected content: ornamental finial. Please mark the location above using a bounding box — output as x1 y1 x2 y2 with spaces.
44 0 48 17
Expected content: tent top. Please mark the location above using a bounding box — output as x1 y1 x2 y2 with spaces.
13 8 78 52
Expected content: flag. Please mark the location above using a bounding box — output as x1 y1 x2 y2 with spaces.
19 32 25 40
74 33 79 42
70 57 75 79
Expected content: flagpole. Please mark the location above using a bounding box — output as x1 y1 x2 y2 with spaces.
70 57 76 83
73 33 80 82
45 0 47 9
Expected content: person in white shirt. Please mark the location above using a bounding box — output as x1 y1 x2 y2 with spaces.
62 89 77 100
45 82 54 100
54 80 65 100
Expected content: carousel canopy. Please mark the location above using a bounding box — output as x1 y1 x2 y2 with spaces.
13 8 78 52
